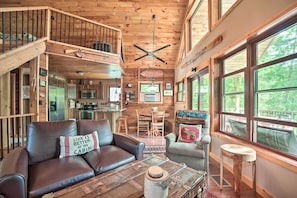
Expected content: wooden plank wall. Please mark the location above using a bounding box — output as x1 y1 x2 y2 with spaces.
123 68 175 133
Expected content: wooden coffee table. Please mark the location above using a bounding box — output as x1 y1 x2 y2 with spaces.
44 154 206 198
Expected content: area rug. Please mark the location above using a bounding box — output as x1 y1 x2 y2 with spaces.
130 134 166 154
210 175 232 187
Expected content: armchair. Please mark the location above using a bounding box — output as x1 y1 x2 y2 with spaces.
165 110 211 172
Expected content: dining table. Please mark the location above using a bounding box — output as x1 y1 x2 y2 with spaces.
139 111 170 136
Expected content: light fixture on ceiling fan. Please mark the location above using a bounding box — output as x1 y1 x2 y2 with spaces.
134 14 170 64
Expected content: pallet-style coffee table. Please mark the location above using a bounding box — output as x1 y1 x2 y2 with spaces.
44 154 206 198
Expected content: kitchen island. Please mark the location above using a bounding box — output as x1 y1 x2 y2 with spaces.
73 108 126 133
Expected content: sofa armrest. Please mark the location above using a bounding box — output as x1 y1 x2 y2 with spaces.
201 134 211 144
0 147 28 198
113 134 145 160
164 133 177 148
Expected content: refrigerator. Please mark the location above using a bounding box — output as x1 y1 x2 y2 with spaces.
49 86 65 121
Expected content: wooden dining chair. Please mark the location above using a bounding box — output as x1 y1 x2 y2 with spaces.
151 111 165 137
136 110 150 136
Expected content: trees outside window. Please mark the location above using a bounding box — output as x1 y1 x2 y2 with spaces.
218 17 297 158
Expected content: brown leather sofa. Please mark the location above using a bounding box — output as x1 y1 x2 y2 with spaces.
0 119 145 198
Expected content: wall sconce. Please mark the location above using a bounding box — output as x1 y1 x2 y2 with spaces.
191 67 197 72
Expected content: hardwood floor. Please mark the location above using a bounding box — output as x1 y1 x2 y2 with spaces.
207 157 263 198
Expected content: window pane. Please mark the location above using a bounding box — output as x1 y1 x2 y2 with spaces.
254 121 297 157
256 90 297 122
200 74 209 111
223 49 247 74
257 23 297 65
256 58 297 91
177 81 184 102
109 87 121 102
140 83 160 93
192 79 198 109
220 0 237 17
223 94 244 113
223 72 244 93
221 114 246 138
190 0 209 49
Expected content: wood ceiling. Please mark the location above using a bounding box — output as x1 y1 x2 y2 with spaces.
0 0 189 80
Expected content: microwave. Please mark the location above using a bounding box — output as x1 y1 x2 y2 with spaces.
81 90 96 99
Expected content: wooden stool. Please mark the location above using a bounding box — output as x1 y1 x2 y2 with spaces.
117 116 128 134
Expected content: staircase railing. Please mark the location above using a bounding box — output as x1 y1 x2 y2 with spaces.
0 113 34 159
0 6 124 59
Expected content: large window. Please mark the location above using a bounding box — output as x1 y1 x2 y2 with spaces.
190 68 209 111
218 16 297 158
190 0 209 49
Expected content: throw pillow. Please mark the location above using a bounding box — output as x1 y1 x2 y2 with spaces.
178 124 202 143
59 131 99 158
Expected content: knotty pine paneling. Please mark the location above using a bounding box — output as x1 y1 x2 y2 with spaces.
0 0 188 71
122 68 175 133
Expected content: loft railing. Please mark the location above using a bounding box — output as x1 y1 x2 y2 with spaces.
0 7 47 53
0 6 124 59
0 113 34 159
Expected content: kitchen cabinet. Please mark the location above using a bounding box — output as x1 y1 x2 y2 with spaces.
97 83 104 99
68 84 76 99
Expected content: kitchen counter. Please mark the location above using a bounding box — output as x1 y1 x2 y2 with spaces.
75 108 126 132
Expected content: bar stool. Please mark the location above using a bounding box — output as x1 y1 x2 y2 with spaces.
117 116 128 134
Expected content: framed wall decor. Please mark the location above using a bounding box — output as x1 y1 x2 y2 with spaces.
40 79 47 87
165 82 171 90
39 68 48 76
164 90 173 96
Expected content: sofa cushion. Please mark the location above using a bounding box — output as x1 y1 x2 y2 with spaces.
28 156 94 198
27 120 77 164
59 131 100 158
77 120 113 146
166 141 205 158
83 145 135 175
178 124 202 143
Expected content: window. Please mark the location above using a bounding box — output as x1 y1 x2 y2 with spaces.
218 16 297 158
109 86 121 102
190 0 209 49
219 0 238 18
138 81 163 103
190 68 209 111
177 81 185 102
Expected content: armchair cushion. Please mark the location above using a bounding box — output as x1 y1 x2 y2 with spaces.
178 124 202 143
166 141 205 158
59 131 100 158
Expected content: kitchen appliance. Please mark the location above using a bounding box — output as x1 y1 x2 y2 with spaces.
81 90 96 99
80 110 94 120
49 86 65 121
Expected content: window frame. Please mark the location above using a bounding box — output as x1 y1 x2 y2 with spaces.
217 14 297 159
176 80 185 102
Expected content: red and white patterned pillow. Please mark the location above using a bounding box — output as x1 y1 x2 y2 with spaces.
59 131 99 158
178 124 202 143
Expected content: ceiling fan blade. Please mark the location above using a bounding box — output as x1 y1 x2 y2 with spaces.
134 44 149 53
151 54 168 64
134 53 149 61
152 44 171 53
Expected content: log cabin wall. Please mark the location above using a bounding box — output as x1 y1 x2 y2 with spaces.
0 0 188 132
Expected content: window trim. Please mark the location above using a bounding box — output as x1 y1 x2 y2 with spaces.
216 14 297 159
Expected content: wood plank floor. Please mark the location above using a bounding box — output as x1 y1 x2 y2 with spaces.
207 157 263 198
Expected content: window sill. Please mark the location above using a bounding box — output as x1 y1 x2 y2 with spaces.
212 131 297 173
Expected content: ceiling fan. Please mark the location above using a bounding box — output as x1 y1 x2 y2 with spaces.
134 14 170 64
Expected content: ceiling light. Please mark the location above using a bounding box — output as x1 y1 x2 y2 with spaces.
77 71 84 76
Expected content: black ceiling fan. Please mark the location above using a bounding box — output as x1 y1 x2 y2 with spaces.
134 14 170 64
134 44 171 64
